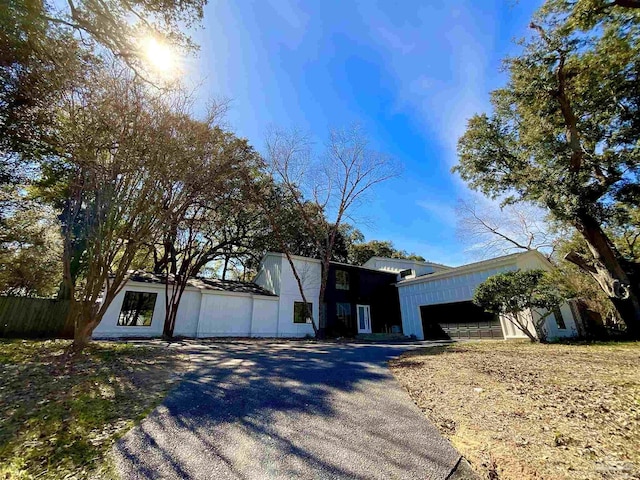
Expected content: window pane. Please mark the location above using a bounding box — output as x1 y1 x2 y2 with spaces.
118 292 157 326
336 302 352 327
336 270 350 290
358 306 365 330
553 307 566 329
294 302 312 324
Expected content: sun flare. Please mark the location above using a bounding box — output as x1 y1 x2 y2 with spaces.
141 36 177 76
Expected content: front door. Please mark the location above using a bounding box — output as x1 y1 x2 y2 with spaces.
357 304 372 334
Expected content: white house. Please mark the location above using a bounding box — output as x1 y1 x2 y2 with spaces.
395 250 579 341
93 250 580 342
93 253 319 339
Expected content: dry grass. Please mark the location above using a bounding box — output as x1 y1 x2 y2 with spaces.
0 340 187 479
389 341 640 480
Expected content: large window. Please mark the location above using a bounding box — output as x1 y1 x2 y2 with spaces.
336 302 352 327
294 302 313 324
552 307 566 330
118 291 157 326
335 270 350 290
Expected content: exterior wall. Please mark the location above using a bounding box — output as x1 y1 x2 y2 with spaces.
254 253 282 295
398 251 580 341
250 298 280 336
515 254 579 340
196 292 253 337
93 283 174 338
398 263 518 339
173 290 201 337
94 280 282 339
325 263 401 336
275 254 320 337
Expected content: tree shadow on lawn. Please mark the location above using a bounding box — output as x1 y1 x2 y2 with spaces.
115 341 462 480
0 340 182 479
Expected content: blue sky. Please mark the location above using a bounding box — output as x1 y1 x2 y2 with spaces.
187 0 542 266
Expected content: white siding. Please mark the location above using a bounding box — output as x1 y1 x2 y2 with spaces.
93 283 168 338
398 263 518 339
398 251 580 341
250 297 280 336
173 290 201 337
197 292 253 337
362 257 446 277
276 255 320 337
254 253 282 295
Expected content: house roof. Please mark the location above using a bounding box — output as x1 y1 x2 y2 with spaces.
127 271 277 297
328 260 399 275
363 256 452 270
395 250 550 286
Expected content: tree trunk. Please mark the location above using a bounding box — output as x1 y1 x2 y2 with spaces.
317 257 332 338
69 299 100 353
222 255 230 280
566 215 640 337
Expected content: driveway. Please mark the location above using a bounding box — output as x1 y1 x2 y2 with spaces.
114 341 471 479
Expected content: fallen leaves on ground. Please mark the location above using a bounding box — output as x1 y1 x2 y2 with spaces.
389 341 640 480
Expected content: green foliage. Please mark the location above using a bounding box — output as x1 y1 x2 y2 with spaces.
348 239 425 265
474 269 570 340
455 4 640 224
0 196 62 297
474 270 566 315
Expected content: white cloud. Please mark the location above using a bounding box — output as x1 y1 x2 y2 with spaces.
416 200 457 228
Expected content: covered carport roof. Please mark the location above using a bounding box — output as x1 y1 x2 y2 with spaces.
395 250 552 288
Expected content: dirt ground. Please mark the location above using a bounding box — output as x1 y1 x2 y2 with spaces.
389 341 640 480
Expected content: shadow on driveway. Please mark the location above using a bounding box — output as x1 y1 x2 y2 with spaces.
114 341 463 479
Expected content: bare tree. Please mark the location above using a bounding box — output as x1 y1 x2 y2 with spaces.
265 125 400 335
456 198 563 261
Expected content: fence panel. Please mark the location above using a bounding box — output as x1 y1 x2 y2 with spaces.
0 296 72 338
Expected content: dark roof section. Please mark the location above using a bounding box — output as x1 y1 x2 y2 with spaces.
328 261 399 276
127 271 277 297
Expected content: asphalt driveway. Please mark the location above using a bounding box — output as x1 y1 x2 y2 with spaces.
114 341 470 479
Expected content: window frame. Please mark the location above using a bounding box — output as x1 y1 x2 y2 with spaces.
335 270 350 290
117 291 158 327
293 301 313 324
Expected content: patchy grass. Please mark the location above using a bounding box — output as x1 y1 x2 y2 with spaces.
390 341 640 480
0 339 187 479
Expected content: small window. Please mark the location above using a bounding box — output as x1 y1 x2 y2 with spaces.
335 270 350 290
553 307 566 330
399 269 413 279
118 291 157 326
336 302 352 327
294 302 313 324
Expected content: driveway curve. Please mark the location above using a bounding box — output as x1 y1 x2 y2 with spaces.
114 341 466 479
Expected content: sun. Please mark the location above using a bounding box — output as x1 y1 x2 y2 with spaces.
141 36 177 76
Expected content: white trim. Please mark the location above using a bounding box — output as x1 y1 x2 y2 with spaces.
356 304 372 334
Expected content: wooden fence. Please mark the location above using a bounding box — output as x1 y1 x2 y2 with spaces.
0 296 73 338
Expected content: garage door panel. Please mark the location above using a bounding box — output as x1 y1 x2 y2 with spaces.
420 301 503 340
